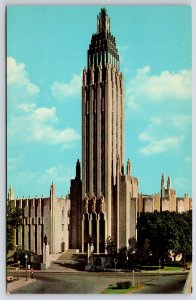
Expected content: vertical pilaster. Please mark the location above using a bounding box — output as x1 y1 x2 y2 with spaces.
112 67 117 179
89 67 94 198
116 158 120 249
50 183 56 254
24 223 29 250
24 199 29 250
117 72 121 161
97 66 102 197
82 217 84 253
120 74 125 164
105 64 112 238
30 225 35 252
126 183 130 248
96 216 100 254
37 199 42 255
17 200 22 247
89 214 92 237
82 69 87 197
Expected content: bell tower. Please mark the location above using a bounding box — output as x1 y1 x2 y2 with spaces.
81 7 125 253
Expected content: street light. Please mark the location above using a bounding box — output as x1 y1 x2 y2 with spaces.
114 258 117 271
15 245 18 276
15 245 18 264
132 270 135 287
25 255 28 281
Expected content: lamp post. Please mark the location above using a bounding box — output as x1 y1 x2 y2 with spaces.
15 245 18 279
114 258 117 271
126 252 129 269
15 245 18 264
25 255 28 281
132 270 135 287
159 258 162 272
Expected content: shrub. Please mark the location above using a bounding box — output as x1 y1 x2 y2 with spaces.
116 281 131 289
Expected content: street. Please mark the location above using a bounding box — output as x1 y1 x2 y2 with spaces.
10 272 187 294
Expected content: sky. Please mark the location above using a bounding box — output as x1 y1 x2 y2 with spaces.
7 5 192 199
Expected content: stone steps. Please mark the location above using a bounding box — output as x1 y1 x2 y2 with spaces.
47 250 86 271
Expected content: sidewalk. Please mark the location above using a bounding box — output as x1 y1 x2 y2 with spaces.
7 278 36 293
183 267 192 294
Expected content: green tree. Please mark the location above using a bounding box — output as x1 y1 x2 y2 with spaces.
14 247 35 267
137 211 192 268
173 210 192 265
7 203 23 252
105 236 116 256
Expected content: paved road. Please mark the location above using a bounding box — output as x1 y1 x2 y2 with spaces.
134 274 186 294
10 272 187 294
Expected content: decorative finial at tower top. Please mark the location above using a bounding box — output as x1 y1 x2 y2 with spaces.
50 182 55 191
127 159 131 176
76 159 81 180
8 185 14 201
167 176 171 189
97 7 110 34
161 174 165 186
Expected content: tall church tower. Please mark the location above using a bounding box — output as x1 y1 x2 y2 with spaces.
70 8 138 254
82 8 125 252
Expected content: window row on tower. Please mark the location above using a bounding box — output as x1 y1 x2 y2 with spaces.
88 51 119 70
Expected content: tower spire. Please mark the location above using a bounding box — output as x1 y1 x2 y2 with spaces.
97 8 110 34
8 185 14 201
127 159 131 176
167 176 171 189
88 7 119 70
76 159 81 180
161 174 165 198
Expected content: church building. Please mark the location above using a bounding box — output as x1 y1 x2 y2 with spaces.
7 8 191 262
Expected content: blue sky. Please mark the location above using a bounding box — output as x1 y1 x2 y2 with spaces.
7 5 192 198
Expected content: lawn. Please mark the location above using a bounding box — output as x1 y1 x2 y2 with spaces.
140 265 184 271
102 284 141 294
163 266 183 271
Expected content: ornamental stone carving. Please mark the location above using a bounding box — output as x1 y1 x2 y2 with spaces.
83 193 89 213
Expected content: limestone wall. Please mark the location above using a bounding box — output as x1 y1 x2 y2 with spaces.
8 189 70 255
144 197 153 212
119 175 138 249
161 197 170 211
176 195 191 213
153 194 160 212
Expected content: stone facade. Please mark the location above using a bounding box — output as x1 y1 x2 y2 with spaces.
177 194 192 213
138 174 192 214
7 184 70 255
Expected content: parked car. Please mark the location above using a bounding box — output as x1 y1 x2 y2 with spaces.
7 276 14 282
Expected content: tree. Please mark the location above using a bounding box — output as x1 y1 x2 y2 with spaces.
105 236 116 256
13 247 35 267
137 211 192 268
173 210 192 265
7 203 23 252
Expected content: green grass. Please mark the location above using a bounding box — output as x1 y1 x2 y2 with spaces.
163 266 183 271
102 285 138 294
140 265 184 271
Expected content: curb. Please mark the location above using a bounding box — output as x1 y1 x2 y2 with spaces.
7 269 189 276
